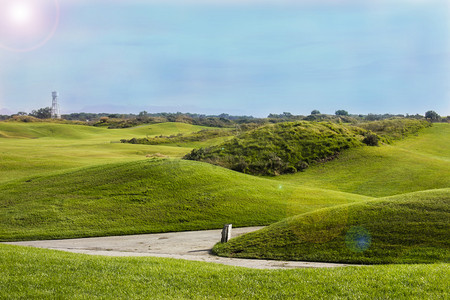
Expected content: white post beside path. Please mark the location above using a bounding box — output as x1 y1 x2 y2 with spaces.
221 224 232 243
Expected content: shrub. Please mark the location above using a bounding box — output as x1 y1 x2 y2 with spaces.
362 134 379 146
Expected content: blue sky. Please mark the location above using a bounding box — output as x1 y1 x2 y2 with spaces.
0 0 449 117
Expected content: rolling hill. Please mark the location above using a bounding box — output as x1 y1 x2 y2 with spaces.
0 159 370 241
213 188 450 264
0 120 448 298
274 123 450 197
0 122 212 184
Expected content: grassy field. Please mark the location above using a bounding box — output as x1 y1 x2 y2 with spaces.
213 188 450 264
274 123 450 197
0 120 449 298
0 159 370 241
0 122 212 184
1 244 448 299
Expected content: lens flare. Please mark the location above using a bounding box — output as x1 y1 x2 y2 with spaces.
0 0 59 52
345 226 372 252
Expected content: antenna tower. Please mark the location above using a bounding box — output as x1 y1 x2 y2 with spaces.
51 91 61 119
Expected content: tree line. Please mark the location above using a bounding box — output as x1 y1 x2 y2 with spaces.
1 108 448 125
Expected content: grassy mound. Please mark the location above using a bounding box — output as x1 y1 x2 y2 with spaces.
213 189 450 264
0 122 213 184
0 121 209 140
1 244 448 299
275 123 450 197
184 121 368 175
0 159 369 241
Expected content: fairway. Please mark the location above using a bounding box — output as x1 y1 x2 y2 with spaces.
0 121 449 298
0 122 210 184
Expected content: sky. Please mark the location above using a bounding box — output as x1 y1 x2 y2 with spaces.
0 0 449 117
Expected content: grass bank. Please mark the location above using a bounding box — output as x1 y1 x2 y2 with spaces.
274 123 450 197
0 159 369 241
213 189 450 264
184 121 367 175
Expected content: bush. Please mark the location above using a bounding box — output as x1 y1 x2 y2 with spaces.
425 110 441 122
357 119 431 142
362 134 379 146
335 110 349 116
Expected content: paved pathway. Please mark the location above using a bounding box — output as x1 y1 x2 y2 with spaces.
4 227 358 269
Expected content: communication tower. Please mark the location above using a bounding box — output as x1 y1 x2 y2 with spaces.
51 91 61 119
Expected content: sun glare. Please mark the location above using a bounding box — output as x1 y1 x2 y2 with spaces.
8 2 34 26
0 0 59 52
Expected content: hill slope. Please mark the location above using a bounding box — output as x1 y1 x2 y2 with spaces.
0 121 208 140
0 159 370 241
213 188 450 264
275 123 450 197
0 122 211 183
184 121 368 175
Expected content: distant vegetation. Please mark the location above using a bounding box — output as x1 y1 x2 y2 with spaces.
184 121 366 175
213 189 450 264
2 108 449 125
120 129 234 145
357 119 431 142
184 119 430 176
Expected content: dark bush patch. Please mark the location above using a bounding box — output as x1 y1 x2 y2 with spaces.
363 134 379 146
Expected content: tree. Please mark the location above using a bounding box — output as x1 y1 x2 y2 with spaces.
30 107 51 119
425 110 440 122
311 110 321 115
335 110 349 116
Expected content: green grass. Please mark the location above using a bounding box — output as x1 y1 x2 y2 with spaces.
0 244 448 299
1 120 449 298
394 123 450 161
0 122 211 184
0 159 370 241
356 118 431 142
213 189 450 264
0 121 208 140
274 123 450 197
185 121 368 175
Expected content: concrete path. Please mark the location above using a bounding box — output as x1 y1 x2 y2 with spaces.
4 227 357 269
